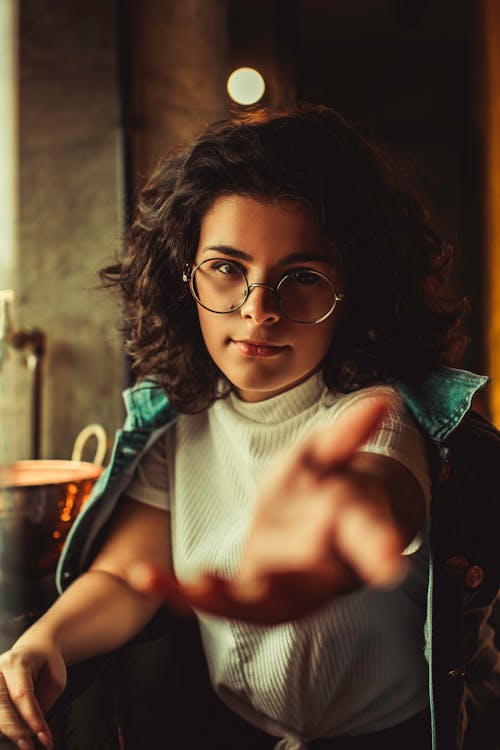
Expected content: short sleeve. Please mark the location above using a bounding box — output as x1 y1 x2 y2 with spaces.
126 429 172 510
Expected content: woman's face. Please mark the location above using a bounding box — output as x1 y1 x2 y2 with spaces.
193 195 342 402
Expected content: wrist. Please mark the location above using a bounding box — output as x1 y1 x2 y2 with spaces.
14 623 61 656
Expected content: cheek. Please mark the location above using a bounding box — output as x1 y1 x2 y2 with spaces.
197 309 224 354
298 320 336 360
197 312 210 345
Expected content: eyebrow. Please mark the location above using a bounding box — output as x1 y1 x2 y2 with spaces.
200 244 330 266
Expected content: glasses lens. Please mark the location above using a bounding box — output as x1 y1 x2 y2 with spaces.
192 259 247 313
277 270 336 323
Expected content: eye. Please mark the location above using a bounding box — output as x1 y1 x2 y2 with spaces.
290 269 321 286
210 260 242 276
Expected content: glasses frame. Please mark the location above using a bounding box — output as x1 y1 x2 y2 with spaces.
182 258 344 324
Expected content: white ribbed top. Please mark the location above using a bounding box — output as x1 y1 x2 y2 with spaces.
127 374 430 749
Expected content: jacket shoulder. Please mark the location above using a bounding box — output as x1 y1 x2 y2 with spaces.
123 381 176 430
395 366 489 442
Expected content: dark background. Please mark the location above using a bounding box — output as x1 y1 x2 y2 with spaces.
222 0 485 376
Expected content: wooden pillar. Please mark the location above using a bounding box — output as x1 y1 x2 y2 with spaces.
480 0 500 425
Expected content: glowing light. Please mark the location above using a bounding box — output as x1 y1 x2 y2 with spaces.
227 67 265 105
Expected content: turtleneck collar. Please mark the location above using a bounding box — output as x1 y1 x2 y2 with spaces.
225 371 327 425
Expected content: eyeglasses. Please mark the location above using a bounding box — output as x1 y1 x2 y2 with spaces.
182 258 344 324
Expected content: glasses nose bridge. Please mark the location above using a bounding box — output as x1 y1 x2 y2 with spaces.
246 280 276 296
244 280 279 309
241 279 280 322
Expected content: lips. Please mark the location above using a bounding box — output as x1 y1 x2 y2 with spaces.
232 340 288 357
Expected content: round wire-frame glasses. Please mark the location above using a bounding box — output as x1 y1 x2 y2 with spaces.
182 257 344 324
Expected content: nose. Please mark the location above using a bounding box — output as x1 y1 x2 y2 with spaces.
240 283 280 325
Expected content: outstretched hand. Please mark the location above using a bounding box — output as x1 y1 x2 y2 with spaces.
128 397 413 624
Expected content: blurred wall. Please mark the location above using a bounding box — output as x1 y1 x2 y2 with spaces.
16 0 125 461
13 0 229 462
0 1 18 465
127 0 229 192
0 0 17 293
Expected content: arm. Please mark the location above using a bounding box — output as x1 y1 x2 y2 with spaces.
129 397 428 623
0 497 171 749
34 496 172 664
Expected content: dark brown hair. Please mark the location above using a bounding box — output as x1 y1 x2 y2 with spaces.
101 103 468 413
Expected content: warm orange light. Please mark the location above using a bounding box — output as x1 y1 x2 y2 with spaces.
482 0 500 426
60 482 77 522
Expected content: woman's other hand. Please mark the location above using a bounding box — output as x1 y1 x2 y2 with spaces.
0 639 65 749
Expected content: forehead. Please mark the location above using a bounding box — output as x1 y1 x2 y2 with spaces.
196 194 329 261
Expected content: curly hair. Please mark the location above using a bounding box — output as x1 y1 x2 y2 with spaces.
101 103 468 413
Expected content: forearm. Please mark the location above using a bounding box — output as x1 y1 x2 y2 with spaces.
14 569 161 665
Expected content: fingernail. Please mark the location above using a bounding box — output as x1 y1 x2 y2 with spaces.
37 730 53 748
17 738 33 750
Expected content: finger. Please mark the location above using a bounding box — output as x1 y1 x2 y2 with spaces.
35 661 67 720
134 566 357 625
130 567 250 621
140 571 271 623
310 397 391 470
3 666 53 749
127 563 194 616
184 568 357 624
178 574 290 623
334 496 408 587
231 562 357 606
0 670 51 750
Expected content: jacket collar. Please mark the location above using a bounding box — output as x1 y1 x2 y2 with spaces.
123 380 174 430
123 367 489 441
394 366 489 443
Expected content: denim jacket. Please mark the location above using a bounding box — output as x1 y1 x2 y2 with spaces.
56 366 499 750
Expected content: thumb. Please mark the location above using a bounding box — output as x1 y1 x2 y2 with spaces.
311 396 390 469
37 654 67 715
